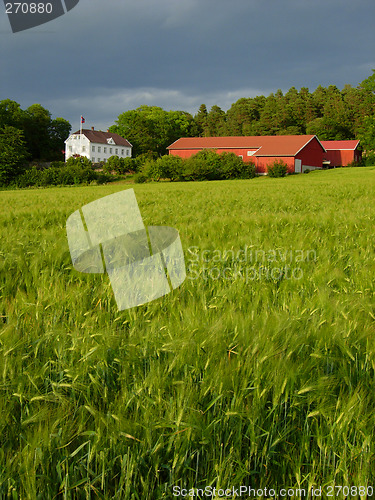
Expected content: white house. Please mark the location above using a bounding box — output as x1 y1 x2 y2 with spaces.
65 127 132 163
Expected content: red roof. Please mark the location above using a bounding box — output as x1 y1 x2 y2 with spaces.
320 140 360 150
72 129 132 147
168 135 324 156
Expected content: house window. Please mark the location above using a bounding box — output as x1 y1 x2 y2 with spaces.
239 155 243 159
92 157 95 162
104 147 107 154
115 148 118 155
121 149 124 155
110 148 112 154
127 149 130 156
69 146 72 152
92 146 95 152
82 146 86 152
98 158 101 162
98 146 101 153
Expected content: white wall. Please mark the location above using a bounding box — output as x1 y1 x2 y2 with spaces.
89 142 131 163
65 134 132 162
65 134 90 160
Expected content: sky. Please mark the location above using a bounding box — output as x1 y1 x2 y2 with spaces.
1 0 375 132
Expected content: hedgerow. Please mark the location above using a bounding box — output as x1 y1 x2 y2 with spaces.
138 151 256 182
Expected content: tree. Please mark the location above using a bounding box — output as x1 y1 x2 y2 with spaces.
357 115 375 153
359 70 375 95
257 93 279 135
194 104 209 136
0 125 29 184
23 104 52 159
48 117 71 160
206 105 226 136
110 105 196 157
306 117 331 139
226 96 266 136
0 99 25 129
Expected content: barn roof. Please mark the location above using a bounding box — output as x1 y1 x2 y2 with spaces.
320 140 360 151
71 129 132 147
167 135 325 156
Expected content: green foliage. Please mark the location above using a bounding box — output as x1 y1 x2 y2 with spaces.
0 125 29 185
194 72 375 142
133 172 148 183
218 151 255 179
121 156 136 173
138 151 256 183
48 117 72 160
102 155 122 174
102 156 137 175
49 161 65 169
13 157 110 188
66 155 93 169
154 154 184 181
183 149 223 181
357 115 375 153
110 106 197 157
133 152 157 172
267 159 289 177
239 159 256 179
140 159 164 182
0 99 71 163
362 152 375 166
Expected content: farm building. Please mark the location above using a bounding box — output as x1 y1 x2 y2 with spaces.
321 140 361 167
65 127 132 163
167 135 326 174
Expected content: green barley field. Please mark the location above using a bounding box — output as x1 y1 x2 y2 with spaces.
1 168 375 499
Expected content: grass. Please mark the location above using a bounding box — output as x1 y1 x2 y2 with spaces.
1 168 375 498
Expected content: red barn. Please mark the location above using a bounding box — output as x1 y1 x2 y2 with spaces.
321 140 361 167
167 135 326 174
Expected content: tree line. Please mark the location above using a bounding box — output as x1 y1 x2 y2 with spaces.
110 71 375 157
0 99 71 184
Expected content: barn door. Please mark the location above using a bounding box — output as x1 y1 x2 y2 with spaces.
294 159 302 173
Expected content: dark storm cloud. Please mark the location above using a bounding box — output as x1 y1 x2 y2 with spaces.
1 0 374 129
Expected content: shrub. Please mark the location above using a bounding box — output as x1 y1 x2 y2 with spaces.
134 172 148 183
184 150 222 181
133 152 157 172
362 152 375 166
49 161 65 169
13 157 110 188
131 151 258 183
239 160 256 179
140 160 164 182
101 156 136 175
155 155 184 181
218 152 244 179
13 165 41 188
121 157 136 174
66 155 92 169
102 155 122 174
267 160 288 177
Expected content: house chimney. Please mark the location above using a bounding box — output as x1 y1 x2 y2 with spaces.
91 126 94 131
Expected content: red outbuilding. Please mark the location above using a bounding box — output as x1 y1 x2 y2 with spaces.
167 135 326 174
320 140 361 167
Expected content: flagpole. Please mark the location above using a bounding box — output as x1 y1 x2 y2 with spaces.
80 116 82 156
